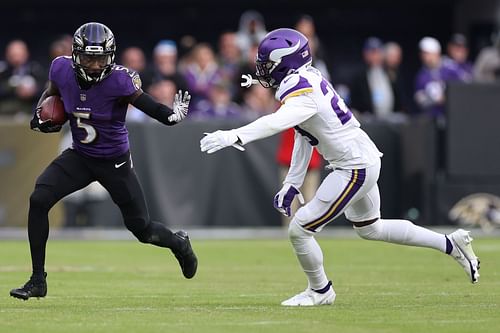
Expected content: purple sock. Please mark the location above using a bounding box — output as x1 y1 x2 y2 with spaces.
313 281 332 294
445 236 453 255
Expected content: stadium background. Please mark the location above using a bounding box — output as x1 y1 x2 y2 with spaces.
1 0 500 230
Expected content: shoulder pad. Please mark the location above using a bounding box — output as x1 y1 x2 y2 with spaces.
51 55 71 68
276 74 313 103
113 65 142 90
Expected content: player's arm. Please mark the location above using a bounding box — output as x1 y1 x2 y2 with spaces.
129 90 191 126
273 131 312 216
235 96 317 144
35 81 60 108
285 131 314 189
200 94 317 154
30 81 63 133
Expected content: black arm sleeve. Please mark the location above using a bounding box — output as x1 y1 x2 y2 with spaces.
131 92 176 126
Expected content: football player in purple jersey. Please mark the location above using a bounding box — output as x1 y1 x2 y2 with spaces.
201 28 479 306
10 22 197 300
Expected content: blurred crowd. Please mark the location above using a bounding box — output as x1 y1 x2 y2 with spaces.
3 10 500 227
1 10 500 124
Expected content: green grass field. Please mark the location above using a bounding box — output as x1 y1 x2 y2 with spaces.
1 237 499 333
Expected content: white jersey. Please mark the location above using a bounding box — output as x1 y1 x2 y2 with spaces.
234 66 382 187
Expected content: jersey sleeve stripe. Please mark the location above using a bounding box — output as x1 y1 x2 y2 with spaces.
279 76 313 102
282 88 314 102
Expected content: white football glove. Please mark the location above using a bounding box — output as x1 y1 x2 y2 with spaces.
273 183 305 217
168 90 191 123
200 130 240 154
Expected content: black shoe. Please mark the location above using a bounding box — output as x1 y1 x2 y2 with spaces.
10 273 47 300
172 231 198 279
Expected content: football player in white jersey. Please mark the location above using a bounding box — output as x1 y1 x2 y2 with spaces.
200 28 480 306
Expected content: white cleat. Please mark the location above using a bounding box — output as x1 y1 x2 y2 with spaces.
448 229 480 284
281 282 336 306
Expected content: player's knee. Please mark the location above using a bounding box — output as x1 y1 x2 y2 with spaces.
288 204 319 240
29 186 56 212
353 219 384 240
288 219 310 241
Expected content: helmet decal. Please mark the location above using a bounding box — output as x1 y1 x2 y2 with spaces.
269 41 301 63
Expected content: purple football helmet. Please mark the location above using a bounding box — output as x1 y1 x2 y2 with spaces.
72 22 116 84
256 28 312 88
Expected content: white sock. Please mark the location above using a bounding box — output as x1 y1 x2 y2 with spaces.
354 219 447 253
288 221 329 290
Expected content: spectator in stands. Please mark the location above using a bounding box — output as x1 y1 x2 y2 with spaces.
236 10 267 57
240 84 277 120
149 79 177 108
182 42 222 104
0 40 44 117
190 79 242 119
444 33 473 81
414 37 465 120
152 40 187 91
473 31 500 83
295 15 331 80
49 35 72 60
217 31 243 100
349 37 396 118
177 35 197 71
236 42 260 103
384 41 408 113
121 46 153 88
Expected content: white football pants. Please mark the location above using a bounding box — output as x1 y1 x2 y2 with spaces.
288 158 448 290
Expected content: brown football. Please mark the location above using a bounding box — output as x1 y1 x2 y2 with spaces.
39 95 67 125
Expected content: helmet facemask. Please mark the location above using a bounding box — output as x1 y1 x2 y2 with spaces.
255 59 279 88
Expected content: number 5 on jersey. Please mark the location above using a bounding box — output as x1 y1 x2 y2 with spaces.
73 112 97 144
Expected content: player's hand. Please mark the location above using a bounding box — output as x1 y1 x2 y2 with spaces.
273 184 305 217
168 90 191 124
200 130 239 154
30 107 62 133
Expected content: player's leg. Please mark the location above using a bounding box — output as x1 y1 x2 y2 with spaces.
97 153 197 279
282 166 375 306
346 181 479 283
10 149 94 300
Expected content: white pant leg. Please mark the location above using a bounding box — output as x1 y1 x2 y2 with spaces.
344 183 381 222
286 159 381 290
288 219 329 290
294 159 380 232
344 165 446 252
353 218 447 252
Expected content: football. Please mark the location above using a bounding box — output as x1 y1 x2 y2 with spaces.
39 95 67 125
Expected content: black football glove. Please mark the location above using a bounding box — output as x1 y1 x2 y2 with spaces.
30 107 62 133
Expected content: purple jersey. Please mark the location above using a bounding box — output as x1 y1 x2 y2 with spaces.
49 56 141 158
414 60 464 117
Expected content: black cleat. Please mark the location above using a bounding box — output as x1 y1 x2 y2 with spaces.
10 273 47 300
172 231 198 279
